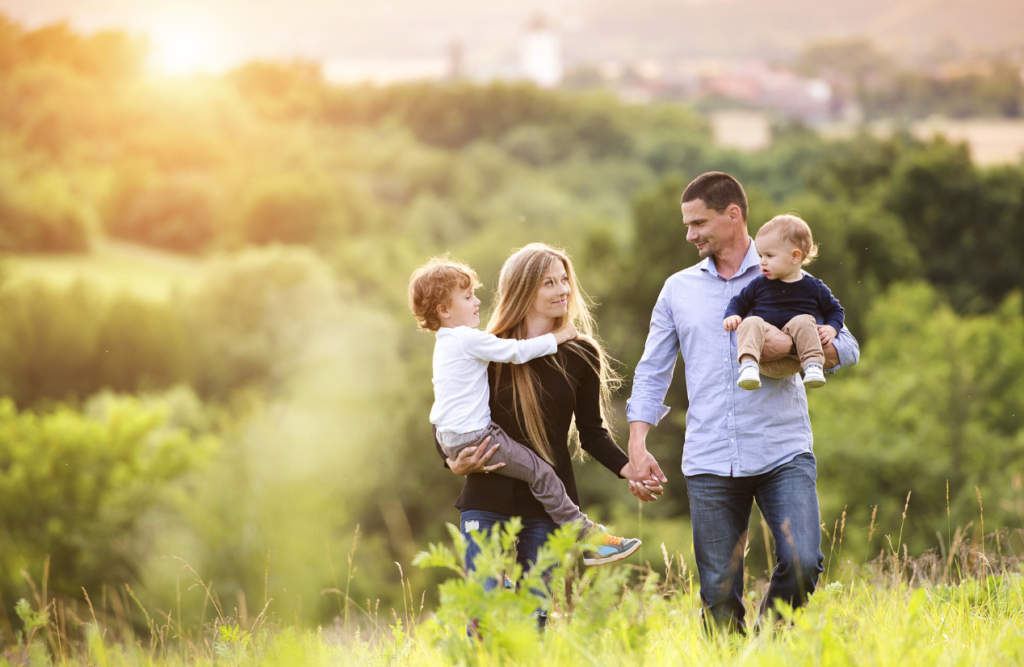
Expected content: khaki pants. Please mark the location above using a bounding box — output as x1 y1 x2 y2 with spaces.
736 314 823 379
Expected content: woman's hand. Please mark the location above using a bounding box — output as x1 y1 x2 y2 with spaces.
620 459 665 502
447 436 505 476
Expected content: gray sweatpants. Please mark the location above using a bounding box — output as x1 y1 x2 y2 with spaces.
438 422 592 529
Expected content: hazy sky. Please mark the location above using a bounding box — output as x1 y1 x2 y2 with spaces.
2 0 1020 76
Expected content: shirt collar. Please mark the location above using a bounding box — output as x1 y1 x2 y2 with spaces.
700 237 760 279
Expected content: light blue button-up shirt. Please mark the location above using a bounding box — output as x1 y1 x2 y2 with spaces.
626 239 860 477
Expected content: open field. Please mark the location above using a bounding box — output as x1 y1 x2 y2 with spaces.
3 240 202 301
3 560 1022 666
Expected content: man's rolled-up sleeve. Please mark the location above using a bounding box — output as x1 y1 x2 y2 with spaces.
826 325 860 373
626 282 680 427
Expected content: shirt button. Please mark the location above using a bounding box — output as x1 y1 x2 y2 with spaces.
728 412 732 416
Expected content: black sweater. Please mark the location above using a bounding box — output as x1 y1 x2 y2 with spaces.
434 340 629 518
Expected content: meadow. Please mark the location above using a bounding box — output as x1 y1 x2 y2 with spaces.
1 13 1023 665
3 509 1022 667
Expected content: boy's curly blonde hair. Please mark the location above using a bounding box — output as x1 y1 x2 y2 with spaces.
408 256 483 332
756 214 819 266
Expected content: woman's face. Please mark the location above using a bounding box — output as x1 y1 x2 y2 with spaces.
530 259 571 321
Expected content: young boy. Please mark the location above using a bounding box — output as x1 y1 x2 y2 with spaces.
723 214 845 390
408 256 641 566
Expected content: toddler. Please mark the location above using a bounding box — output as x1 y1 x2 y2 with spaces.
723 215 845 390
408 256 641 566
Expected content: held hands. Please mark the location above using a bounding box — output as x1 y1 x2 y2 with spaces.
818 325 838 346
621 451 666 502
554 321 579 345
623 423 668 503
447 436 505 476
723 315 742 332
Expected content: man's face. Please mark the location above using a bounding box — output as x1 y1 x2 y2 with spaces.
682 199 738 259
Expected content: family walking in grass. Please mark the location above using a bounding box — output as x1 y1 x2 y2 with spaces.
408 171 859 634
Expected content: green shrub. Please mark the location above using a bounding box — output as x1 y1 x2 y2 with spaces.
0 396 215 602
0 169 90 253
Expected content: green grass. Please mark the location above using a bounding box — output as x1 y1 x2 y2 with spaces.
4 573 1022 666
3 240 202 301
4 521 1022 666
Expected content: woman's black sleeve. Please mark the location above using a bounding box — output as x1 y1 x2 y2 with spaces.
573 344 629 477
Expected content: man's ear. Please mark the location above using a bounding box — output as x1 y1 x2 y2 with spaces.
728 203 742 225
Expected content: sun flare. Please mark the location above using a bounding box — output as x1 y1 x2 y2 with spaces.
149 19 220 76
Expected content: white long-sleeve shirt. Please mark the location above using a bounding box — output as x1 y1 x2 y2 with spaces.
430 326 557 434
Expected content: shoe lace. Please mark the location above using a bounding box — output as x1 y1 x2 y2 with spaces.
602 534 623 546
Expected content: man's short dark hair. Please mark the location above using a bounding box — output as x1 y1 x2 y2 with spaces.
681 172 748 222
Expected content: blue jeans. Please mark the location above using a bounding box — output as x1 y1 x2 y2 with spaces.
460 509 558 627
685 452 824 633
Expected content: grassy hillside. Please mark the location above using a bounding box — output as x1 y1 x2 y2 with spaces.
4 239 201 300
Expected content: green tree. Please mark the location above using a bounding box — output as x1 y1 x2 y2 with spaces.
884 139 1024 312
812 284 1024 554
0 396 214 604
106 174 218 254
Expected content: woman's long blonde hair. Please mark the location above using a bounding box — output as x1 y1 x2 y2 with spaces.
486 243 621 465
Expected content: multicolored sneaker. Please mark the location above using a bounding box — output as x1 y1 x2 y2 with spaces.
581 525 641 566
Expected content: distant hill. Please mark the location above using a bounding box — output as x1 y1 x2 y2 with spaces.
2 0 1022 64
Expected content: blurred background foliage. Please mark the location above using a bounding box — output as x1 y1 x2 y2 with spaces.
0 12 1022 640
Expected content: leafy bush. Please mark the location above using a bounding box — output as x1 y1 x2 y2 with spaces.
0 169 89 253
414 519 646 664
0 396 215 602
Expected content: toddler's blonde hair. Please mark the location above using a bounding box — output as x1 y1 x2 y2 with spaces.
408 255 482 332
756 214 819 266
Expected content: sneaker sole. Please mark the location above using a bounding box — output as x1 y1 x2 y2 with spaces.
803 379 826 388
583 540 642 567
738 378 761 390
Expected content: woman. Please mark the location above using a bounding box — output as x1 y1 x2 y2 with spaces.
435 243 662 612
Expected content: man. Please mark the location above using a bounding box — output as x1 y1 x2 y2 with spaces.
624 172 860 632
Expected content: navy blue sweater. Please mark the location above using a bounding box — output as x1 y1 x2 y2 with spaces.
724 273 845 332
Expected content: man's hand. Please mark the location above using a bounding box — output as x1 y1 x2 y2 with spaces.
760 324 794 362
818 325 837 346
723 315 742 332
625 422 668 502
554 321 578 345
447 436 504 476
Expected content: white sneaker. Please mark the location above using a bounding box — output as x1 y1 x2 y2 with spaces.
803 365 826 388
737 364 761 390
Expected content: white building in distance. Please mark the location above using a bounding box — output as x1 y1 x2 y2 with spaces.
520 15 562 88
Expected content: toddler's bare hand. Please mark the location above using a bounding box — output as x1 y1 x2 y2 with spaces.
723 315 742 332
818 325 837 345
554 321 578 344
